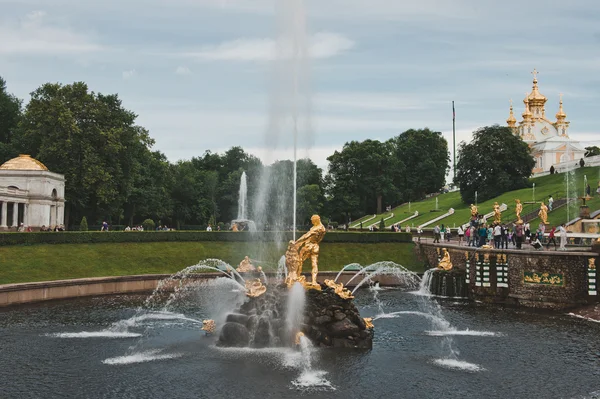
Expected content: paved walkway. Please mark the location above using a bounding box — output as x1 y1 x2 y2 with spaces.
413 236 594 253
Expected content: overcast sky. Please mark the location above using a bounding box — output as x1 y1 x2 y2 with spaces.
1 0 599 171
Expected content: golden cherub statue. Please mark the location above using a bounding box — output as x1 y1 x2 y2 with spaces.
470 204 478 217
515 199 523 224
294 331 305 345
539 201 549 225
324 279 354 300
201 319 216 335
363 318 374 329
493 202 502 224
437 248 453 271
236 256 255 272
231 223 239 232
285 214 326 289
245 278 267 297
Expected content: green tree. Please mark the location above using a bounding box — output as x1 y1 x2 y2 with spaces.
585 146 600 157
388 128 450 202
142 218 155 231
379 218 385 230
0 76 22 161
455 125 535 204
17 82 154 226
79 216 88 231
297 184 324 225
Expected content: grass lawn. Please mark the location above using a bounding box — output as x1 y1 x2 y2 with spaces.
379 166 600 229
0 241 420 285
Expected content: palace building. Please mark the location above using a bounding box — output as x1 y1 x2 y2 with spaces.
506 69 585 175
0 154 65 230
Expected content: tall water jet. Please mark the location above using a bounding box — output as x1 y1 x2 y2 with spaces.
237 171 248 220
286 282 306 344
252 0 312 242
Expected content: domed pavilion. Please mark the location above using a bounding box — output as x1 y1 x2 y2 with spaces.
0 155 65 230
506 69 585 175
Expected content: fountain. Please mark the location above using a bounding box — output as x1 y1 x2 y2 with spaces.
231 171 257 232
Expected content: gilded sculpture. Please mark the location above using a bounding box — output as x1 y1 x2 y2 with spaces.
245 278 267 298
437 248 453 271
470 204 478 217
201 319 216 335
363 318 374 329
493 202 502 224
589 258 596 270
237 256 256 272
285 214 326 289
324 279 354 300
515 199 523 224
539 201 549 224
295 331 305 345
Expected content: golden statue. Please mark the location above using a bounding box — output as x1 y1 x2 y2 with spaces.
493 202 502 224
363 318 374 329
437 248 453 271
589 258 596 270
324 279 354 300
201 319 216 335
470 204 478 217
539 201 549 224
294 331 305 345
245 278 267 297
285 214 326 289
237 256 255 272
231 223 239 232
515 199 523 223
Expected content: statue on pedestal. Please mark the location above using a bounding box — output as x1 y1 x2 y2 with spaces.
285 214 326 289
470 204 478 217
539 201 549 225
515 199 523 224
493 202 502 224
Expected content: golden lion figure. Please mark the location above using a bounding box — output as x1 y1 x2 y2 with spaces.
201 319 216 335
285 214 326 288
324 279 354 299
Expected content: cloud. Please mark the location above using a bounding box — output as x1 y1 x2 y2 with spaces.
122 69 137 79
175 66 192 75
0 11 104 55
182 32 354 61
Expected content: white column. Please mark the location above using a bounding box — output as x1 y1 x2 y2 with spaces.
1 201 6 228
12 202 18 227
57 204 65 225
23 203 29 227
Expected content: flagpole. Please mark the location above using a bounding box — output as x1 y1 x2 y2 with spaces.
452 100 456 181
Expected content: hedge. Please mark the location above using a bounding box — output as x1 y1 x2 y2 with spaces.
0 231 412 246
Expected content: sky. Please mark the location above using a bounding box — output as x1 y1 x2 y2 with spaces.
1 0 599 173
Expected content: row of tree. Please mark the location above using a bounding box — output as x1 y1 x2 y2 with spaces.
12 77 558 228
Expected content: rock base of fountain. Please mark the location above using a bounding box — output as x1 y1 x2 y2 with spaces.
428 269 467 298
217 285 373 349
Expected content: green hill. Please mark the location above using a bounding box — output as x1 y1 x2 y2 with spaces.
355 166 600 229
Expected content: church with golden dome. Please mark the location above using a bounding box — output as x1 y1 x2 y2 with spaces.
506 69 585 175
0 154 65 230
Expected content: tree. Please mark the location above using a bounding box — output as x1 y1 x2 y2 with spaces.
379 218 385 230
585 146 600 157
0 76 22 161
142 218 155 231
79 216 88 231
455 125 535 204
388 128 450 202
17 82 154 226
297 184 324 225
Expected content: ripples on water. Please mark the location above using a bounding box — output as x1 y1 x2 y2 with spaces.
1 291 600 398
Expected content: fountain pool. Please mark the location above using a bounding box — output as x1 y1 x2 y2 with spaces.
2 287 599 398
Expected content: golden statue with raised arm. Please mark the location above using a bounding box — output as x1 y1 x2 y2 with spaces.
493 202 502 224
285 214 326 289
515 199 523 224
538 201 549 225
470 204 478 217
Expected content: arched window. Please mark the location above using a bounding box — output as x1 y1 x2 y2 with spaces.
51 189 58 200
8 185 19 190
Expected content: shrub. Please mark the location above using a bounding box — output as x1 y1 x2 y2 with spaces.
142 219 155 231
80 217 88 232
379 218 385 230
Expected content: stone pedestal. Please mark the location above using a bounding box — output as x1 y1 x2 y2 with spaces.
580 206 590 219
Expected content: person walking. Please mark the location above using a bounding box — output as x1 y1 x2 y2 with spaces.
457 226 464 246
493 224 502 248
501 225 508 249
546 226 557 250
515 223 524 249
433 225 441 243
548 195 554 211
558 223 567 251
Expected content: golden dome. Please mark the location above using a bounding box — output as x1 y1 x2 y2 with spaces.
527 69 547 103
507 100 517 126
522 94 532 119
0 154 49 171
